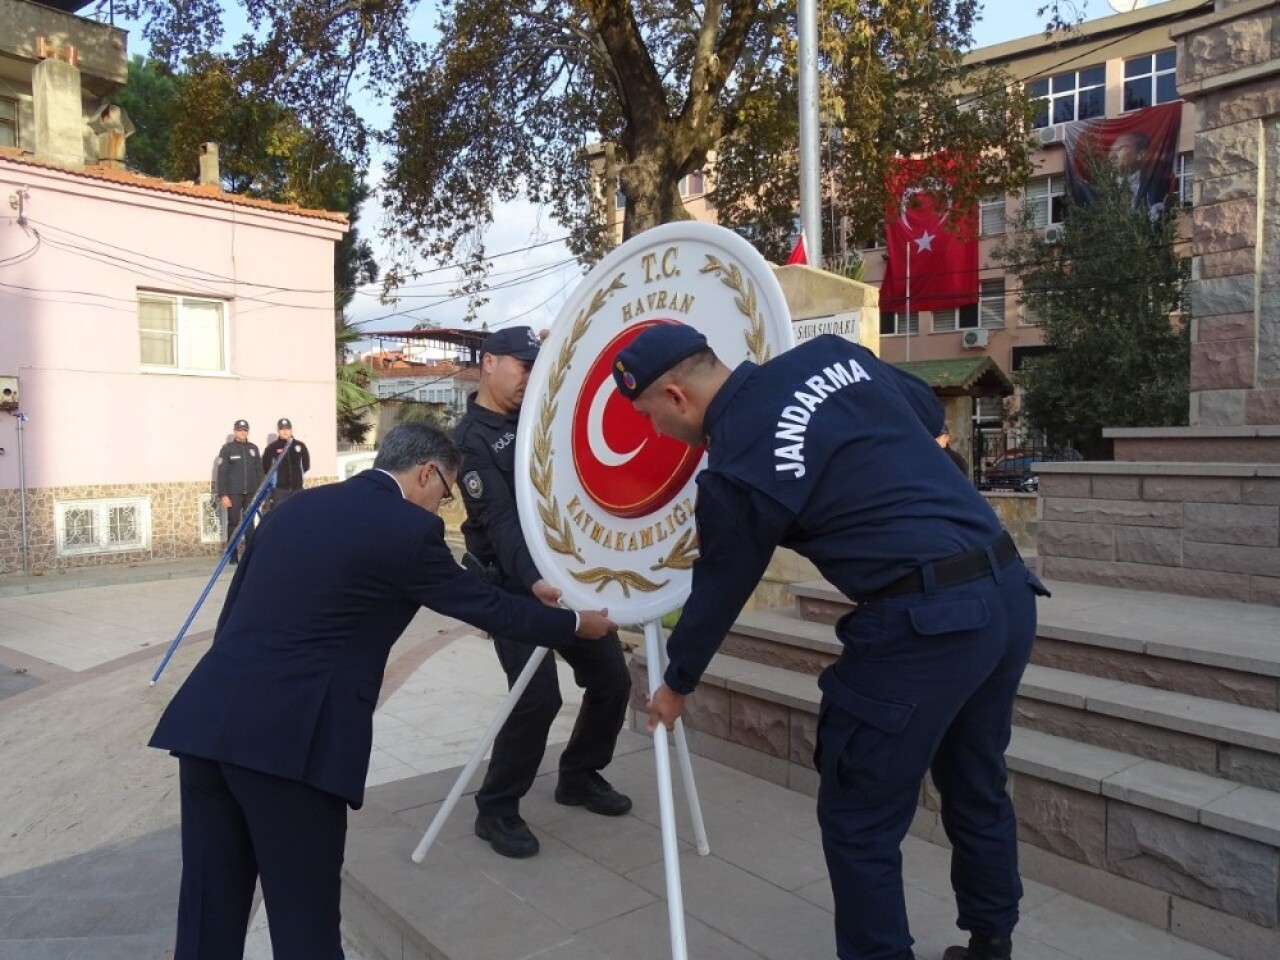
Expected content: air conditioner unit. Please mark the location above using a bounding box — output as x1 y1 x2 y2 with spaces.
1037 125 1064 147
961 329 989 349
1043 224 1066 244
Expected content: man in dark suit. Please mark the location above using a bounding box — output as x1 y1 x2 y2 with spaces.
150 422 615 960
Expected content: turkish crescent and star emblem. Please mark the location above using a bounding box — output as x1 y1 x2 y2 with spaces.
515 221 795 623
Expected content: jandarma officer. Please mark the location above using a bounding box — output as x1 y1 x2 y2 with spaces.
216 419 264 564
613 324 1047 960
454 325 632 859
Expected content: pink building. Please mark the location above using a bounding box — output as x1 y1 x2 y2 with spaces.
0 0 346 574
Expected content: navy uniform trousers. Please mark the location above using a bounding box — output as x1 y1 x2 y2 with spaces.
815 552 1042 960
174 757 346 960
477 622 630 816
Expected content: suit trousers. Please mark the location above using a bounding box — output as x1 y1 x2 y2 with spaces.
814 558 1042 960
476 629 630 816
173 756 347 960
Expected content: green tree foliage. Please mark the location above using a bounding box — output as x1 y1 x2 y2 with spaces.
111 55 379 441
992 160 1190 456
121 1 1036 285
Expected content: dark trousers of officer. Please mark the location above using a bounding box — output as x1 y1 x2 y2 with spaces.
814 555 1040 960
476 626 630 816
224 493 257 557
173 756 346 960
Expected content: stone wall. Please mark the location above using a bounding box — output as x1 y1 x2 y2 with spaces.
1172 0 1280 425
1036 462 1280 604
0 476 339 575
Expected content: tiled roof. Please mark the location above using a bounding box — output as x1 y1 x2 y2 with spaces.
894 356 1014 396
0 148 349 225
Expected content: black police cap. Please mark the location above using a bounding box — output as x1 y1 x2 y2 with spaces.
481 326 541 362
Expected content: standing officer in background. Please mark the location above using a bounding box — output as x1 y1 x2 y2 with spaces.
262 418 311 509
151 422 617 960
455 325 632 860
613 325 1046 960
216 419 263 564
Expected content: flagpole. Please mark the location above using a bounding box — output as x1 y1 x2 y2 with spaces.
797 0 822 266
905 238 912 363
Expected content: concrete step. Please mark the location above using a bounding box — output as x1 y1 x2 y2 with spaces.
788 578 1280 710
720 607 841 677
1017 664 1280 792
630 652 1280 960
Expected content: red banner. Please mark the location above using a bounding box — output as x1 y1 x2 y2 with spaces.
1062 102 1182 219
880 158 978 313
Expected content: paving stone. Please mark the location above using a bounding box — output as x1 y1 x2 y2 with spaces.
1171 896 1280 960
625 853 835 960
1107 805 1280 927
1200 784 1280 847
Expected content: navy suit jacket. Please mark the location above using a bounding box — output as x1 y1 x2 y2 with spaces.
150 469 577 808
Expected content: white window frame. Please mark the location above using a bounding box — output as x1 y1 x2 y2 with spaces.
1176 152 1194 207
1123 49 1178 113
0 95 17 148
881 311 919 336
1028 65 1106 129
1025 176 1066 228
138 292 230 375
678 171 706 198
932 304 978 333
979 278 1006 329
980 194 1006 236
55 497 152 557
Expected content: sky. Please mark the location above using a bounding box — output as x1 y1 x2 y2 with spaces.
108 0 1153 346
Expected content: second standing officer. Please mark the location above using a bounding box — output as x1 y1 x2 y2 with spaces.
216 419 263 564
263 418 311 508
455 325 633 859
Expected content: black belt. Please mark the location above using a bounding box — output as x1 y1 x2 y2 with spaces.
861 532 1019 601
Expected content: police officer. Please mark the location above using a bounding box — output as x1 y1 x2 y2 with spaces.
614 325 1046 960
216 419 264 564
455 325 632 859
263 418 311 509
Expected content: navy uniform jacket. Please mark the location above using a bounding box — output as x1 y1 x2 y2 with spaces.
217 439 263 497
454 396 542 591
262 437 311 490
665 335 1004 694
150 469 578 808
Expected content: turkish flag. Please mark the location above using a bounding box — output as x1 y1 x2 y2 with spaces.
879 157 978 313
786 234 808 265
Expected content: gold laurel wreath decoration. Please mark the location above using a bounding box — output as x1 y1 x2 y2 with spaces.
533 271 669 598
700 255 772 364
650 527 700 572
574 567 670 598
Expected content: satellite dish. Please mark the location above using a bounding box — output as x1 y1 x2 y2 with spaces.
1107 0 1149 12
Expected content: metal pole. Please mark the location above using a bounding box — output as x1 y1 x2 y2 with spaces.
412 646 550 862
15 412 29 576
905 240 912 363
797 0 822 267
646 619 689 960
656 629 710 857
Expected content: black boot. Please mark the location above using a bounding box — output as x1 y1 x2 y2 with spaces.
942 933 1013 960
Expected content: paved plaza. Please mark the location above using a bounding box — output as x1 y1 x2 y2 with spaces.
0 560 1236 959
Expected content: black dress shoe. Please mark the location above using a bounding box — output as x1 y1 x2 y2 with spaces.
555 773 633 816
475 813 539 858
943 933 1013 960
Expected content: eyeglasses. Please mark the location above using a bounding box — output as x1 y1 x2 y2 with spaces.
418 460 455 505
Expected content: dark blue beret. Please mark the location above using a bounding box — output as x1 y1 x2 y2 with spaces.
612 324 709 400
481 326 541 362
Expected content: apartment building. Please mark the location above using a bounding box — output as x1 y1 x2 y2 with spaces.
859 0 1209 437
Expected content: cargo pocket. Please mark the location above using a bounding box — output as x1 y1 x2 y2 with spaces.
906 597 989 637
816 670 916 800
